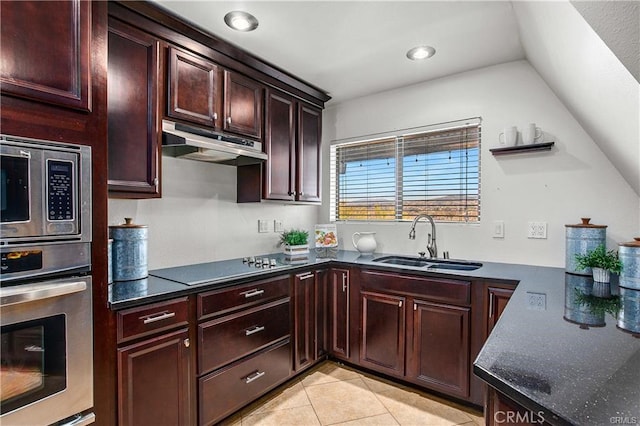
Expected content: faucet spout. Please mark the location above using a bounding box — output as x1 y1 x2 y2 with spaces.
408 214 438 258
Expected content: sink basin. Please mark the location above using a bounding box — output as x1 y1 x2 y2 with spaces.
372 256 432 267
372 256 482 271
426 261 482 271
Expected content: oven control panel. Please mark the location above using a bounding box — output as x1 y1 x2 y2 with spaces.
47 160 74 222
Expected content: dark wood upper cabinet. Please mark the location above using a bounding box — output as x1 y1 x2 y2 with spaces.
409 300 470 398
0 0 91 111
258 88 322 203
223 70 264 140
167 47 222 128
107 18 161 197
264 89 296 200
297 103 322 202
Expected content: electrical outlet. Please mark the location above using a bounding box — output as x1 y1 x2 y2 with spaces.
258 220 269 233
274 220 283 233
493 220 504 238
526 292 547 311
527 221 547 239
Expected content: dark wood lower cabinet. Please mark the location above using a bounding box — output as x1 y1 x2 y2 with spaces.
360 291 406 376
329 268 351 360
117 328 192 426
487 286 514 334
485 387 548 425
409 300 470 398
293 271 316 371
199 339 292 426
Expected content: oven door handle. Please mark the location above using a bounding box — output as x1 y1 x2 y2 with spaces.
0 280 87 307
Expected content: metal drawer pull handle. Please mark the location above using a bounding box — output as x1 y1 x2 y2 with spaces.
141 311 176 324
245 371 265 384
242 289 265 298
226 116 232 124
245 325 265 336
298 273 314 280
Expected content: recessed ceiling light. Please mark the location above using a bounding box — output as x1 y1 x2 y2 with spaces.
224 11 259 32
406 45 436 61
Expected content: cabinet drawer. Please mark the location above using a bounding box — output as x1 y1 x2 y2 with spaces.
360 270 470 306
198 274 290 320
117 297 189 344
199 339 291 426
199 299 290 374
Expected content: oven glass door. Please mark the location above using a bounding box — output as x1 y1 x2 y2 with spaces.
0 314 67 415
0 153 31 224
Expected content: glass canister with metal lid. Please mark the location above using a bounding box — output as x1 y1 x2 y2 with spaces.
619 238 640 290
109 218 148 281
565 218 606 275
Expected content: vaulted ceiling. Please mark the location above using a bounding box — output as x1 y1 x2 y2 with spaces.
154 0 640 196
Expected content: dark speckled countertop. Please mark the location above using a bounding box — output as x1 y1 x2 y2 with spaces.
108 250 640 425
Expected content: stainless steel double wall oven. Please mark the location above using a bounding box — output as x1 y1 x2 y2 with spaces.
0 135 95 426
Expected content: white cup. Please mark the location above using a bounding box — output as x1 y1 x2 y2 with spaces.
499 126 518 146
523 123 543 145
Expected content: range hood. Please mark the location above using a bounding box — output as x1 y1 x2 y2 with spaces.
162 120 267 165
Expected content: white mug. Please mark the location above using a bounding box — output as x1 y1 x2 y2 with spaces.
499 126 518 146
523 123 543 145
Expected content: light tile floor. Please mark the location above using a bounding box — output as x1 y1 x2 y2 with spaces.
220 361 485 426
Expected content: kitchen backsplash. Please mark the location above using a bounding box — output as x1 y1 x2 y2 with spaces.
108 156 321 270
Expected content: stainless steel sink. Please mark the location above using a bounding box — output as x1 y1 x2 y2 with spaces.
372 256 432 267
372 256 482 271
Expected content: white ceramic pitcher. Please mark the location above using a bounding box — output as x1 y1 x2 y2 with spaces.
352 232 377 255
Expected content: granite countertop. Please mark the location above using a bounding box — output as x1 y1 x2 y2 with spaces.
108 250 525 309
474 270 640 426
108 250 640 425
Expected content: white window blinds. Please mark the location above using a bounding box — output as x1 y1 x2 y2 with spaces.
330 120 480 222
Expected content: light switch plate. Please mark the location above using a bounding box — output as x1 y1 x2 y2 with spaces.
274 220 283 233
493 220 504 238
258 220 269 233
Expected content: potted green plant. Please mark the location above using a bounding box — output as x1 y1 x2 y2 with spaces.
278 229 309 258
574 244 623 283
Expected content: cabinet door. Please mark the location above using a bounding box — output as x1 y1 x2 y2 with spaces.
360 291 406 376
296 103 322 202
0 0 91 111
118 328 192 426
107 18 160 197
167 47 221 127
315 269 328 359
223 70 264 139
410 300 470 398
330 269 350 359
263 89 295 200
487 287 514 335
293 271 316 371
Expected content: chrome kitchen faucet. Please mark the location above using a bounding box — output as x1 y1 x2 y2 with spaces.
409 214 438 258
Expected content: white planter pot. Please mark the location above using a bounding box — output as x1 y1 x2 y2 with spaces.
283 244 309 258
592 267 610 283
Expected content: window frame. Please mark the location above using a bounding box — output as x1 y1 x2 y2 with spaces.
329 119 481 223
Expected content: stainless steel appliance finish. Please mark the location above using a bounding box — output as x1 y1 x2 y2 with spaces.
0 275 94 425
1 135 92 282
161 119 267 165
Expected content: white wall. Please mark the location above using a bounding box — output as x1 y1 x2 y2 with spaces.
320 60 640 267
109 157 320 269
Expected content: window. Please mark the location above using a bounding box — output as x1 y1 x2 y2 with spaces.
330 119 480 222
